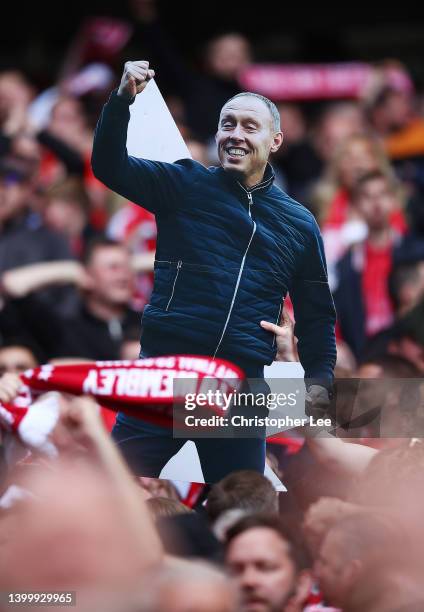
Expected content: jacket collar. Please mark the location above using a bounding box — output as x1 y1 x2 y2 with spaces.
216 162 275 196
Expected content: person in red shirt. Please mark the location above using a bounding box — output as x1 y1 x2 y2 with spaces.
313 135 406 276
333 170 404 359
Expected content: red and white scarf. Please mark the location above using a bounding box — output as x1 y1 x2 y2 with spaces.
0 355 244 453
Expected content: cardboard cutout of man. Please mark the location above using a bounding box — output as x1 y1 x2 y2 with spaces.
91 60 336 482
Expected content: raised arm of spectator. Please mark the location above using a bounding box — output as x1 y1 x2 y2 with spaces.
36 129 85 175
51 395 163 567
131 252 155 273
91 60 190 215
1 261 88 299
305 435 378 477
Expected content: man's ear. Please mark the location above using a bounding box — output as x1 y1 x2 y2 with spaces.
285 569 313 612
270 131 283 153
80 270 95 292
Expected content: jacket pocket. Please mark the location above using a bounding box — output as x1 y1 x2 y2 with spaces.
152 259 234 315
149 260 174 310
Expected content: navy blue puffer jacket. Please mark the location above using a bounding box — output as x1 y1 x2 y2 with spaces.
92 91 336 379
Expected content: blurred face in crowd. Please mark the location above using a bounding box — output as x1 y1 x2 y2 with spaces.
317 104 365 163
314 529 359 609
372 90 413 133
389 336 424 374
355 176 396 231
50 97 86 133
216 95 283 187
45 198 86 238
0 346 37 375
0 71 34 119
11 135 41 166
226 527 298 612
85 245 134 306
354 369 393 412
48 97 90 153
276 104 306 146
0 175 31 225
336 137 382 189
391 262 424 318
206 34 251 81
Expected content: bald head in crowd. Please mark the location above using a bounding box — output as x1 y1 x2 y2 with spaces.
315 511 424 612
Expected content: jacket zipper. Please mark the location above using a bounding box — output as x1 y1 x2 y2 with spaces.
166 260 182 311
213 189 256 358
272 300 283 348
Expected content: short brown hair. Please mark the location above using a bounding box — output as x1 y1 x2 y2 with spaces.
206 470 278 523
225 513 308 571
146 497 193 520
45 177 91 213
351 169 396 202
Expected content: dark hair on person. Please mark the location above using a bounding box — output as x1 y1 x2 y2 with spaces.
351 169 396 201
82 236 126 265
394 298 424 346
224 92 281 132
206 470 278 523
0 338 42 365
225 513 309 571
388 262 421 311
45 177 91 213
146 497 194 521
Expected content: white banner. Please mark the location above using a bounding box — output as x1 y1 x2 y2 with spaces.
127 79 191 162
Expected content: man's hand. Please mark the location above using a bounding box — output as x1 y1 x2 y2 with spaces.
50 395 105 456
0 373 23 403
117 60 155 100
305 384 331 420
260 309 298 362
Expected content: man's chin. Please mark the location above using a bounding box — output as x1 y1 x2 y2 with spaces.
221 162 246 180
244 601 268 612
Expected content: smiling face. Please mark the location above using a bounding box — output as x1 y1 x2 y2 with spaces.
226 527 297 612
216 95 283 188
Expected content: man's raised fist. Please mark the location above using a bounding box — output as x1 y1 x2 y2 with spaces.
117 60 155 100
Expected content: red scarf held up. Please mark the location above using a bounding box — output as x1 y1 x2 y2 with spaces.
0 356 245 434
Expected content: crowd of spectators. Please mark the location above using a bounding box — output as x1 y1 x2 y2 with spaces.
1 0 424 609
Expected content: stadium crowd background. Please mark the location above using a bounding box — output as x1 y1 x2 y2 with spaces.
0 1 424 610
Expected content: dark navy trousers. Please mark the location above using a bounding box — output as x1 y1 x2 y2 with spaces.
112 345 267 483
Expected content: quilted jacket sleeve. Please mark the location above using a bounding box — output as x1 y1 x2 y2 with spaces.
290 217 337 382
91 89 187 215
